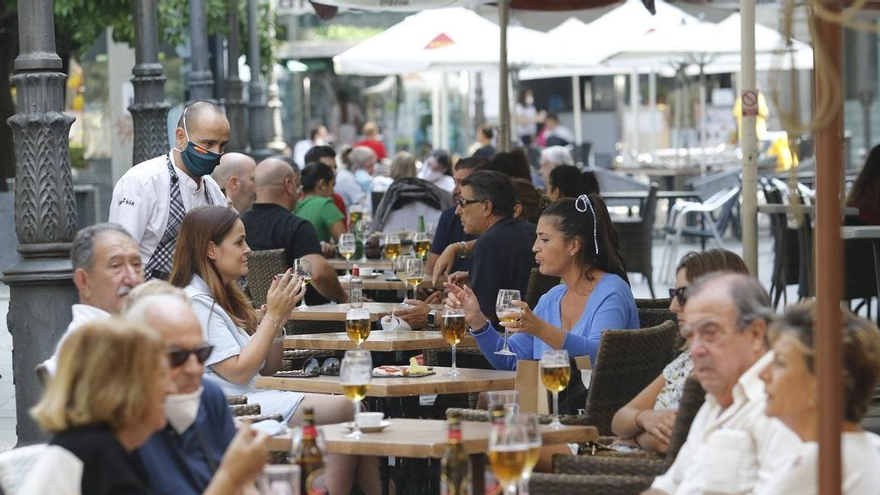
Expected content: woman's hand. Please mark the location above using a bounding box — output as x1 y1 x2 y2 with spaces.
444 283 485 330
217 426 268 488
636 409 678 446
498 300 544 337
265 270 304 325
432 244 458 285
447 271 470 287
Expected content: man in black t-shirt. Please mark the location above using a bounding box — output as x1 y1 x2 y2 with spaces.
241 158 348 305
426 157 483 276
456 170 536 322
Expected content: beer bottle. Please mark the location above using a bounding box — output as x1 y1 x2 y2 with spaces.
418 215 426 233
441 417 471 495
295 408 328 495
350 265 363 308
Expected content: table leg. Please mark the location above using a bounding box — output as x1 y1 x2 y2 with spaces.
380 456 390 495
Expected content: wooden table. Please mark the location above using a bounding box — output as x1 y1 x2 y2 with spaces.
337 276 442 291
328 258 393 272
256 367 515 397
282 330 475 352
288 303 444 322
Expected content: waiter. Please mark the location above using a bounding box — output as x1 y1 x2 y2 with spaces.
110 101 228 280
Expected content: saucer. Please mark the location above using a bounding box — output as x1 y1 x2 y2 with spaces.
359 273 380 279
342 420 392 433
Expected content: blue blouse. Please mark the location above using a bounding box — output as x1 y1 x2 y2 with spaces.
471 274 639 370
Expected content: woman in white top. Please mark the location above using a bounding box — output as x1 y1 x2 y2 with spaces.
757 302 880 495
417 149 455 192
170 205 382 495
514 88 545 147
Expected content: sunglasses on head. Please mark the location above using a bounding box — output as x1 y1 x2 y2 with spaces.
168 343 214 368
669 287 688 306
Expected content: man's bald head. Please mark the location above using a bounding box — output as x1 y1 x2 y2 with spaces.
214 153 257 212
177 101 226 135
255 157 299 209
125 295 205 394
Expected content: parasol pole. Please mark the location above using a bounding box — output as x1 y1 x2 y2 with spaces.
740 0 759 275
573 76 583 147
498 0 510 152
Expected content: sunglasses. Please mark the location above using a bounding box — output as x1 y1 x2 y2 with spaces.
668 287 688 306
456 197 484 208
168 343 214 368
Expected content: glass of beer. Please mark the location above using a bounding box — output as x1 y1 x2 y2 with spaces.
441 308 466 376
405 258 424 302
339 233 356 279
488 416 529 495
540 349 570 429
383 234 401 261
345 308 371 350
340 349 372 439
413 232 431 260
495 289 522 356
514 414 542 495
349 206 364 228
294 258 312 310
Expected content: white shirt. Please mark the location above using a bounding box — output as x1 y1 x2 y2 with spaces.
292 138 313 167
18 445 82 495
43 304 111 375
109 152 226 264
334 167 368 210
652 352 801 495
756 432 880 495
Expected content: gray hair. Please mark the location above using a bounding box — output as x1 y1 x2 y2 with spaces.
120 281 190 315
124 293 191 324
70 223 134 271
688 272 774 332
540 146 574 167
348 146 377 171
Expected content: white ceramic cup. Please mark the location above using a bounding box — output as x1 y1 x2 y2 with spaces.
356 412 384 427
360 267 374 276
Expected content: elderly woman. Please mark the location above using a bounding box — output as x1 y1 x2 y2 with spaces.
756 303 880 494
611 249 749 453
538 145 574 186
21 319 267 495
446 194 638 369
170 206 382 495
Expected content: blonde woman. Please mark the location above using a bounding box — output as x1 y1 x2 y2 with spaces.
21 319 267 495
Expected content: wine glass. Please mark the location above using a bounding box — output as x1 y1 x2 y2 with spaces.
349 205 364 228
393 255 413 307
405 258 424 302
488 415 529 495
384 234 401 261
516 415 542 495
441 308 466 376
354 219 371 261
294 258 312 309
340 350 372 439
339 233 356 279
413 232 431 261
345 308 371 350
540 349 570 429
495 289 522 356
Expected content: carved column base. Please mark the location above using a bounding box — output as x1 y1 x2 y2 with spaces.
131 67 171 164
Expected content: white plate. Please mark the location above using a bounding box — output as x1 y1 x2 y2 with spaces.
342 420 392 433
359 273 380 279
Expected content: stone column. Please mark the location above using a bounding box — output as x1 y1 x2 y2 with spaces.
188 0 216 103
130 0 171 164
247 0 271 161
225 0 248 152
3 0 78 445
266 0 286 152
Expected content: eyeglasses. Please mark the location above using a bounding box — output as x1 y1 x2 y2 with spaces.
457 197 484 208
669 287 688 306
168 343 214 368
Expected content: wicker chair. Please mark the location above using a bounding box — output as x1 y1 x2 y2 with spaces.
246 249 287 308
230 403 262 417
553 455 666 476
225 395 248 406
524 268 560 309
614 183 659 297
635 297 671 310
528 473 653 495
584 321 676 435
445 408 593 426
637 308 683 358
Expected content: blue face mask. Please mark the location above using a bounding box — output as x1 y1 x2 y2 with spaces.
177 108 222 177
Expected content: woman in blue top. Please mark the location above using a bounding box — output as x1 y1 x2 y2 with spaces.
446 194 639 370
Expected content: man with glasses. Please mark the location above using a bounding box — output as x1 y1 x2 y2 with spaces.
126 293 236 495
42 223 145 376
454 170 537 323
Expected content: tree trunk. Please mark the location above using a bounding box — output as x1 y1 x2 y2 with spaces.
0 10 18 191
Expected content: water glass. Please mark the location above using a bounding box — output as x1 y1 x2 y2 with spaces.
339 233 356 278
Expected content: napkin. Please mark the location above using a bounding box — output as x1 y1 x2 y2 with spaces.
380 314 411 331
249 419 287 436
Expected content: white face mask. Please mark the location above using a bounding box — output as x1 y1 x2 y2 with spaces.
418 165 444 183
165 386 203 434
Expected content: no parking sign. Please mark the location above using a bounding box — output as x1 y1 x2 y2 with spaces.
742 89 759 117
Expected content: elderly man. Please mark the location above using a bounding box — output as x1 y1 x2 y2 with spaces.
43 223 144 374
212 152 256 213
124 293 239 495
241 158 348 305
644 273 799 495
110 101 228 280
453 170 536 322
538 145 574 187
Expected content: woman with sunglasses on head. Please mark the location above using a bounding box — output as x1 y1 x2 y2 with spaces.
170 206 383 495
445 194 638 370
611 249 748 453
21 319 268 495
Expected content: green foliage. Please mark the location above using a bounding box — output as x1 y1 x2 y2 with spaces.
310 25 383 41
69 144 87 169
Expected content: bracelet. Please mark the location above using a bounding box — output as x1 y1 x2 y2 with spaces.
264 314 284 339
469 319 491 336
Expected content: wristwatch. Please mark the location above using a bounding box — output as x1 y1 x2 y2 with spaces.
426 309 440 328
